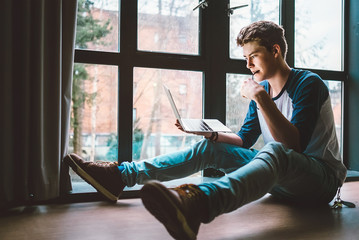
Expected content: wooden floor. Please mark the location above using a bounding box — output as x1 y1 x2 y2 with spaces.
1 182 359 240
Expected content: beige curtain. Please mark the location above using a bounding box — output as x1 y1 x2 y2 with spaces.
0 0 77 208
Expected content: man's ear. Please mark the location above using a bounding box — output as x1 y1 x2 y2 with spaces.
272 44 281 57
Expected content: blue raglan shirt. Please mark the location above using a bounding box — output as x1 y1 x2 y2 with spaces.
237 68 347 183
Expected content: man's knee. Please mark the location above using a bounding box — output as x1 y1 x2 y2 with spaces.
262 142 292 156
264 141 287 151
256 142 291 169
192 139 214 153
192 139 230 156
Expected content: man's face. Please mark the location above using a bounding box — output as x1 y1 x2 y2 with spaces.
242 41 276 82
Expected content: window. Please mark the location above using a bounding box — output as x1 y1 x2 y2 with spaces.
295 0 343 70
137 0 199 54
76 0 119 52
324 80 343 153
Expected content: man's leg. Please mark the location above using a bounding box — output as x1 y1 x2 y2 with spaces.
140 142 339 239
137 140 258 239
197 141 340 222
121 139 258 187
65 139 258 202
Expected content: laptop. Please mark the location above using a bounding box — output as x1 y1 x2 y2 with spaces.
163 84 232 133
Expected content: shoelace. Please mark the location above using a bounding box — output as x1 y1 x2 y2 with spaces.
174 184 208 223
91 160 118 167
174 184 204 201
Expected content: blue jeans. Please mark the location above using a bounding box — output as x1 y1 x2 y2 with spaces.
121 139 339 222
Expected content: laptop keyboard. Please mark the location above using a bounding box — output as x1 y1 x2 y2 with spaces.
184 119 213 131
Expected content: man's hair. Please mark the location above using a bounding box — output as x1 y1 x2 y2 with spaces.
236 21 288 59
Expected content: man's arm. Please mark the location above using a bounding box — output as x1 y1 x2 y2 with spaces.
216 132 243 146
198 132 244 147
255 91 301 152
241 78 301 152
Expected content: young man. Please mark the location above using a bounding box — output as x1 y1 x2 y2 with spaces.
64 21 347 240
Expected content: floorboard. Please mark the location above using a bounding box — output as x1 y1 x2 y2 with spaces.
1 182 359 240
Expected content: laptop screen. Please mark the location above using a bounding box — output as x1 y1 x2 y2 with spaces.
163 84 182 120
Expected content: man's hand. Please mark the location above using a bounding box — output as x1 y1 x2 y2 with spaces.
240 78 266 100
174 119 184 131
175 119 244 146
174 120 212 138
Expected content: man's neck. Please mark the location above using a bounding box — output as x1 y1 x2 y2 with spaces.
267 63 291 98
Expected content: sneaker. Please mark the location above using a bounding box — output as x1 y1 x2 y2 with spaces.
140 180 208 240
64 153 125 202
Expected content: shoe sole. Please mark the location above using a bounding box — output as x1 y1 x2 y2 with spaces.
64 154 119 202
140 182 197 240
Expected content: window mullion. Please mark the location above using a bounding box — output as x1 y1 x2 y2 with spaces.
280 0 295 67
203 0 229 121
203 0 229 178
118 0 137 162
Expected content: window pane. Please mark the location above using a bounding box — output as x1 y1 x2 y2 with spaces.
133 68 202 163
230 0 279 59
76 0 119 52
295 0 342 70
68 64 118 191
324 80 343 156
226 73 264 149
138 0 199 55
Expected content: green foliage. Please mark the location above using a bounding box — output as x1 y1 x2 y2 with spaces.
76 0 111 49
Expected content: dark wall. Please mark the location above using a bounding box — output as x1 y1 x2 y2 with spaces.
348 0 359 170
